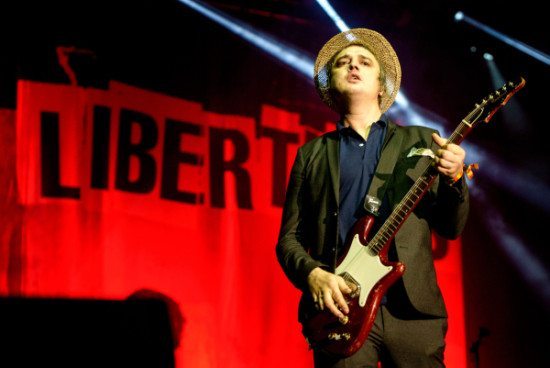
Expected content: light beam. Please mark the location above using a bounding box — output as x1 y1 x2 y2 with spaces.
315 0 350 32
176 0 314 79
455 11 550 66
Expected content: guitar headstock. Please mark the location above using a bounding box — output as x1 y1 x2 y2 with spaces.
475 78 526 124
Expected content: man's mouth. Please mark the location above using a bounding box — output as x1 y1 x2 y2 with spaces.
347 73 361 81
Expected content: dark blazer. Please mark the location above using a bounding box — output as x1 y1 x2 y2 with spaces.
276 120 469 318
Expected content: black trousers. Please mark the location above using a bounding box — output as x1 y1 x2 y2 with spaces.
313 305 448 368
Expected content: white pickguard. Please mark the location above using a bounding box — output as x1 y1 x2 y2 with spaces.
335 234 392 307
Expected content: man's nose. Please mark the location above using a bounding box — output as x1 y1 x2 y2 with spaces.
348 61 359 70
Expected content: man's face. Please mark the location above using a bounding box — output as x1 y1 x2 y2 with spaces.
329 45 382 107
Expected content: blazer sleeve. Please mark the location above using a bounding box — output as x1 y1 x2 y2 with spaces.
275 147 327 291
429 136 470 239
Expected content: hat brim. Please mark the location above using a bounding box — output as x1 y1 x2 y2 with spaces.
314 28 401 113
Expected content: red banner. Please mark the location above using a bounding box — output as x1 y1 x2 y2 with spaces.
0 80 465 367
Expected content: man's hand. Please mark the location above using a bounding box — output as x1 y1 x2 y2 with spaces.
432 133 466 182
307 267 351 320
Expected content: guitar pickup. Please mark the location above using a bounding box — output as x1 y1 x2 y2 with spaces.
340 272 361 299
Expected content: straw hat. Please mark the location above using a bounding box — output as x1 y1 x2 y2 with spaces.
314 28 401 112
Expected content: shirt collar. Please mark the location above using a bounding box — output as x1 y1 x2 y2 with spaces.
337 113 388 135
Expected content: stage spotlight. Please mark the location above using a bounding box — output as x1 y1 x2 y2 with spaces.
483 52 493 61
484 53 505 89
455 12 550 66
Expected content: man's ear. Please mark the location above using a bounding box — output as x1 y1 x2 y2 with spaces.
378 81 385 96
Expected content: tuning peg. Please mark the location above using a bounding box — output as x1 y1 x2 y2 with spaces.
465 163 479 179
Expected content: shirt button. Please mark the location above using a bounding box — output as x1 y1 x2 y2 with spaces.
359 143 364 147
332 211 338 217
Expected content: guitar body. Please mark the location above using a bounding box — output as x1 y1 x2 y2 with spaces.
298 215 405 357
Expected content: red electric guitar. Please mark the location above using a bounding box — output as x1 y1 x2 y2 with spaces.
298 78 526 357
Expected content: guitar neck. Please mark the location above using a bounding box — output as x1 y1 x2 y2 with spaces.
447 114 477 146
368 119 474 254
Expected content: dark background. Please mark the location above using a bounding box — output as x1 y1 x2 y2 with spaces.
1 1 548 367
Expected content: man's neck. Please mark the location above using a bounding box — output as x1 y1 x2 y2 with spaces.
341 105 382 140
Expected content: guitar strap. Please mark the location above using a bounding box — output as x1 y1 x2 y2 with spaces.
364 127 403 216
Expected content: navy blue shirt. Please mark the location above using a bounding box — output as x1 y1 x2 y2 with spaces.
338 116 387 246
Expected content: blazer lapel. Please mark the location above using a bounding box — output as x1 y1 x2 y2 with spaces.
366 122 402 208
326 131 340 204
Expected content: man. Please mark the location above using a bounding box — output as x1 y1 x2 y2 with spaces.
276 28 469 367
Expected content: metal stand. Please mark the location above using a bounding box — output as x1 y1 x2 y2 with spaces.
470 326 490 368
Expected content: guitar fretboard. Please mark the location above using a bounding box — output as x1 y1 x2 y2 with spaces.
368 116 476 254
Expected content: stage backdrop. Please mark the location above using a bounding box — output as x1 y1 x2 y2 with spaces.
0 79 465 367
